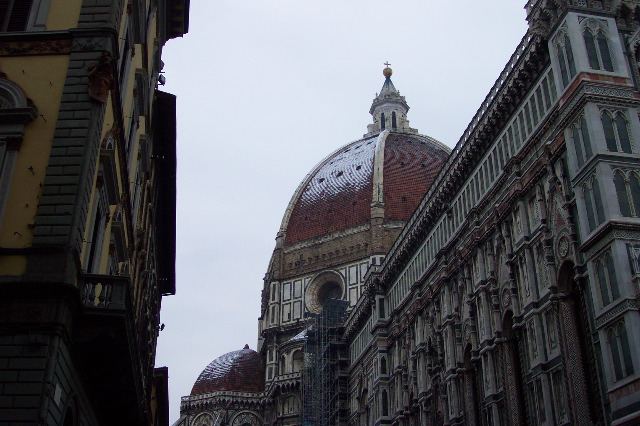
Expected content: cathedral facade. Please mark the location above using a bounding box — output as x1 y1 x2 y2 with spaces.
179 1 640 425
0 0 187 424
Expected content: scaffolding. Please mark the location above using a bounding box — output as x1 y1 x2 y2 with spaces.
301 299 350 426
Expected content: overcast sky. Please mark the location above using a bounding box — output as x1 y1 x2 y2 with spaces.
154 1 530 422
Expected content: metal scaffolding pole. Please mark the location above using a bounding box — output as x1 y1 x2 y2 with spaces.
301 299 349 426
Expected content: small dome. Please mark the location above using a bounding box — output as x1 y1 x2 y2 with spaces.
190 346 265 395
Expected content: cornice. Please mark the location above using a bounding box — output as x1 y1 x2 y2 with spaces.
379 32 548 288
527 0 640 38
0 28 119 56
346 30 564 340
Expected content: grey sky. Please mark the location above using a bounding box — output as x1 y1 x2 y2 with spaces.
155 1 529 421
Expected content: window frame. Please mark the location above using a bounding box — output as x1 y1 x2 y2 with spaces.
601 109 633 154
613 169 640 218
555 29 577 87
582 175 605 233
593 251 620 307
607 321 635 382
571 116 593 169
0 0 51 32
582 18 615 72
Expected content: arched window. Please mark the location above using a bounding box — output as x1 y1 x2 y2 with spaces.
62 406 75 426
595 252 620 306
602 110 632 153
381 389 389 417
84 176 110 274
0 77 37 226
582 176 605 232
571 116 593 168
614 171 631 217
583 20 614 72
380 356 387 375
292 350 303 372
380 112 386 130
614 169 640 218
556 30 576 87
279 355 286 375
608 322 635 381
391 111 397 129
283 395 299 414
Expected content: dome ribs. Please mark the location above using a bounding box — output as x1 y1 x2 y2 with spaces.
283 133 450 246
284 139 376 245
383 135 450 221
190 347 265 396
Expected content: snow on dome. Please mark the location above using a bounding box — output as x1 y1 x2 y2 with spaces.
190 346 265 396
281 131 450 245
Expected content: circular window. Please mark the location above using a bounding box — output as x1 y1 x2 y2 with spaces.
305 271 345 313
318 281 342 306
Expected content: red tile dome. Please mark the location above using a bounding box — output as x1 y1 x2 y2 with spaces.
281 131 450 245
190 345 265 395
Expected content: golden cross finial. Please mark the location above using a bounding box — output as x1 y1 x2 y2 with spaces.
384 61 391 68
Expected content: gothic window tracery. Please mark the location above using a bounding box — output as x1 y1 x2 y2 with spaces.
607 321 635 381
283 395 299 415
594 251 619 306
601 110 633 153
555 30 576 87
583 19 614 72
571 116 593 168
581 175 605 232
192 412 215 426
231 411 261 426
613 169 640 217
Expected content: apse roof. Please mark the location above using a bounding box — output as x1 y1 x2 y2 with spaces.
190 345 265 396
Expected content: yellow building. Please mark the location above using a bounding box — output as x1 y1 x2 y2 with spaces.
0 0 188 424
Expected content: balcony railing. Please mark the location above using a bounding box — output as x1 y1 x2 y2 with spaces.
81 274 129 311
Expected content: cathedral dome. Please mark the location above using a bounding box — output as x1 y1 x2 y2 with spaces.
278 68 450 247
190 345 265 395
280 131 450 245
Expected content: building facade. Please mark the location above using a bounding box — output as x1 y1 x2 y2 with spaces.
180 1 640 425
0 0 188 424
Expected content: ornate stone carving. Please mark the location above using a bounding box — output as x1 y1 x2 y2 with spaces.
584 85 634 98
71 37 107 52
556 234 570 259
627 243 640 274
0 39 72 56
501 287 512 308
88 53 114 103
192 412 215 426
231 410 262 425
595 299 640 328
